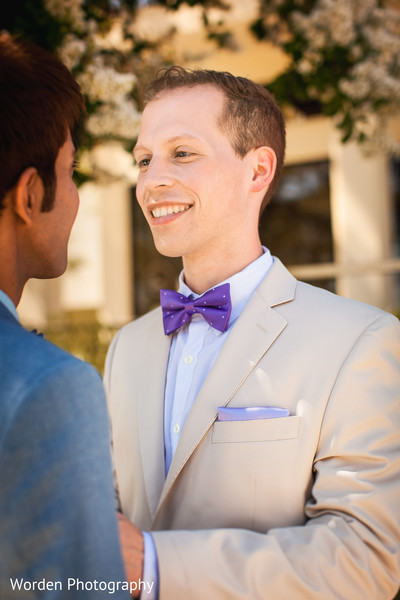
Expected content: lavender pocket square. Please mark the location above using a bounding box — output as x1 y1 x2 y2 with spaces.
217 406 290 421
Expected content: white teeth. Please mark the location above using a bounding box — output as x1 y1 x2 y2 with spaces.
151 205 190 218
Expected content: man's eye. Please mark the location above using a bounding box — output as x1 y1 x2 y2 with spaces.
138 158 150 168
175 151 190 158
73 159 80 171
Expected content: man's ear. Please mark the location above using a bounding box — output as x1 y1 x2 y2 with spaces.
250 146 277 194
13 167 44 225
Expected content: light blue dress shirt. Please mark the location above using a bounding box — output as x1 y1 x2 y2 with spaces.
143 248 274 600
0 289 19 321
164 247 273 472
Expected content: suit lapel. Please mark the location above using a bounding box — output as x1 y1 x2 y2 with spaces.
154 258 296 516
136 310 171 519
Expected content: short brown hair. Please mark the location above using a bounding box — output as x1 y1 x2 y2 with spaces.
144 66 286 211
0 33 85 211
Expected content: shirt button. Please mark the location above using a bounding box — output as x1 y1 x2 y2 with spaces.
173 424 180 434
184 355 194 365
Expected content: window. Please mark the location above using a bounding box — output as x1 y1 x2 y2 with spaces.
391 158 400 258
260 160 334 291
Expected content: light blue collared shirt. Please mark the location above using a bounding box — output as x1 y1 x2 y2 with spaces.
164 247 273 472
143 247 274 600
0 289 19 321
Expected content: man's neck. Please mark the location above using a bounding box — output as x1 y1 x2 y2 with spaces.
0 243 25 306
0 277 23 307
182 242 264 294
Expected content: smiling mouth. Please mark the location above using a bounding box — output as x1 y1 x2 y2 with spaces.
151 205 191 218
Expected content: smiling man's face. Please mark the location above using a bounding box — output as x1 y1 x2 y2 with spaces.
134 84 257 264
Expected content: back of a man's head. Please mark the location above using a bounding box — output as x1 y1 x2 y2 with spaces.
0 33 85 212
144 66 286 210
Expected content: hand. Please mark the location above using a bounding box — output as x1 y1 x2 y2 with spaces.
117 512 144 598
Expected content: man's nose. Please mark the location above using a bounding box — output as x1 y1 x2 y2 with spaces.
143 157 173 190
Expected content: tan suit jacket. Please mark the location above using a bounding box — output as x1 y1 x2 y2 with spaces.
105 258 400 599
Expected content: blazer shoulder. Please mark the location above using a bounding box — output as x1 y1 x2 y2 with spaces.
0 319 103 426
0 315 94 374
296 279 399 325
263 259 399 339
279 280 400 356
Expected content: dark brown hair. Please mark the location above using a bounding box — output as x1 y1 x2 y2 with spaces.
0 33 85 211
144 66 286 211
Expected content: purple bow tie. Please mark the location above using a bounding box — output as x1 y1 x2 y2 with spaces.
160 283 232 335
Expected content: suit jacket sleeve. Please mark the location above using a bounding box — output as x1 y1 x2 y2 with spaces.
151 313 400 600
0 358 130 599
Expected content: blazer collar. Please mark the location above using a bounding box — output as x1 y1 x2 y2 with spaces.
256 256 297 308
152 258 297 522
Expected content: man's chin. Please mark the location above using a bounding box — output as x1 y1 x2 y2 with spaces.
153 240 184 259
34 262 68 280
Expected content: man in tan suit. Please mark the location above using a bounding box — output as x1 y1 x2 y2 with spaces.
105 67 400 599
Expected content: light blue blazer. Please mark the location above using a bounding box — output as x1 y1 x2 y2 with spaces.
0 302 130 598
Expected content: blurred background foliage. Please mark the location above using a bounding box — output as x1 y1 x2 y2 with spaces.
44 311 117 374
3 0 400 157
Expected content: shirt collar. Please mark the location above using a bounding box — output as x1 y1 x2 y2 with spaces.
0 289 19 322
178 246 273 332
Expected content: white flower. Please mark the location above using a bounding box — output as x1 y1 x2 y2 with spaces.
43 0 400 157
291 0 357 48
86 100 142 140
272 0 400 154
358 117 400 157
58 34 87 70
353 0 377 24
77 58 137 104
44 0 86 31
349 44 363 62
297 58 314 76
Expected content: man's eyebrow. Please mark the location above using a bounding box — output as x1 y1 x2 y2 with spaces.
134 134 202 155
166 135 201 144
133 144 147 155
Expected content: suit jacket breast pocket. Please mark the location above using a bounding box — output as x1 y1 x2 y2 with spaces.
202 416 305 531
211 415 301 444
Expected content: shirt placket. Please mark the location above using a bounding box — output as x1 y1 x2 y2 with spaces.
170 318 206 456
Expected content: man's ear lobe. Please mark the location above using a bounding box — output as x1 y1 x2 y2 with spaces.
13 167 43 225
251 146 277 193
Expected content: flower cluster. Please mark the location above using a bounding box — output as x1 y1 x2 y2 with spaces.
78 60 141 143
10 0 400 158
44 0 86 31
253 0 400 155
58 34 87 71
44 0 143 156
